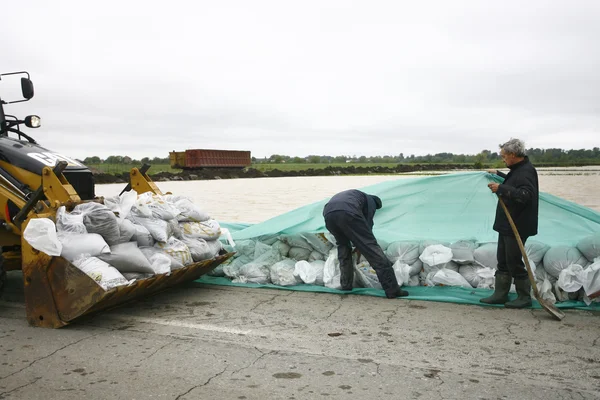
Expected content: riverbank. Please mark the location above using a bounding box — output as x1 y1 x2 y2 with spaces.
92 163 476 184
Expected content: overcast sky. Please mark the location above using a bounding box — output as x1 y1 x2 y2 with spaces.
2 0 599 160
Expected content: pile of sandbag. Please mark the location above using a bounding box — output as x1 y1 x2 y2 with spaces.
215 232 600 305
22 190 224 291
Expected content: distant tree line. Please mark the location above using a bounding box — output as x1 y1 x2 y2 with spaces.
82 147 600 166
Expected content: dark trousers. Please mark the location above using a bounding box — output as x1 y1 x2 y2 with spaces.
497 234 529 279
324 211 399 295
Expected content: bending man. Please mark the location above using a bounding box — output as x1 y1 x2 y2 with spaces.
323 189 408 299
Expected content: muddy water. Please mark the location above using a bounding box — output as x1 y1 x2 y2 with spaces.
96 168 600 224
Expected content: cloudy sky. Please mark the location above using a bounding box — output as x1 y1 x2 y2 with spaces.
2 0 599 160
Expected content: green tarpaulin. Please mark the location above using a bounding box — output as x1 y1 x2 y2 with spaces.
206 172 600 310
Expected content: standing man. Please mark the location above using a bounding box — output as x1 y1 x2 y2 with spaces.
481 138 539 308
323 189 408 298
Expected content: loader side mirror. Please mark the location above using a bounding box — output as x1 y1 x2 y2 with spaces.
21 78 34 100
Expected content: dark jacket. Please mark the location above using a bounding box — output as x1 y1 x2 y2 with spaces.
493 156 539 237
323 189 379 229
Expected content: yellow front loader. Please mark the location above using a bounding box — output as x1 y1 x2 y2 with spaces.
0 71 232 328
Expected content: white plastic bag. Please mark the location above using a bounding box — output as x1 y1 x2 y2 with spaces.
271 240 291 257
557 264 587 292
323 249 342 289
182 237 222 261
420 244 453 266
473 242 498 269
103 190 138 220
392 260 412 287
136 192 180 220
56 206 87 234
450 240 478 265
280 234 313 250
23 218 62 256
543 246 589 278
576 233 600 262
293 260 325 285
308 250 325 261
582 260 600 297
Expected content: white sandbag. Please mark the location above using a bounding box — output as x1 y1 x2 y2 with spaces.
135 192 180 220
419 240 450 255
122 272 154 280
155 237 193 267
234 240 256 258
253 242 273 259
132 223 154 247
450 240 478 265
323 249 342 289
553 281 570 302
422 260 459 275
182 237 222 261
271 240 291 257
301 233 334 255
103 190 137 220
577 233 600 262
208 264 226 277
280 234 313 250
180 220 221 240
73 255 130 291
557 264 586 292
59 232 110 262
132 216 170 243
539 278 556 305
543 246 589 278
431 269 472 289
473 242 498 269
355 261 381 289
293 260 325 285
420 244 453 266
534 262 556 283
23 218 62 256
257 234 280 245
385 241 420 265
140 246 184 270
404 259 422 276
72 202 121 245
308 250 325 261
223 255 252 278
168 219 183 239
459 264 495 288
174 197 210 222
288 247 312 261
99 242 158 274
146 253 172 275
324 232 337 246
233 262 271 284
56 206 87 234
270 259 301 286
525 240 550 264
582 260 600 297
116 218 136 244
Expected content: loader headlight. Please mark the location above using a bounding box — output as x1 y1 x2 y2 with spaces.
24 115 41 128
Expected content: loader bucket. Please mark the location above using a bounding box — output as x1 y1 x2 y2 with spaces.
21 236 234 328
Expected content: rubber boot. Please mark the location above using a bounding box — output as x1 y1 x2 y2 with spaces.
480 273 511 304
505 278 532 308
385 285 409 299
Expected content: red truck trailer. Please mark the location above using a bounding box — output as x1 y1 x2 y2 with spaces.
169 149 251 169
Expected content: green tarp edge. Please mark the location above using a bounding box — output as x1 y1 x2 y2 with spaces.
196 276 599 311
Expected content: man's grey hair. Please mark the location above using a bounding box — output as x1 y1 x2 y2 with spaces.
500 138 526 157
